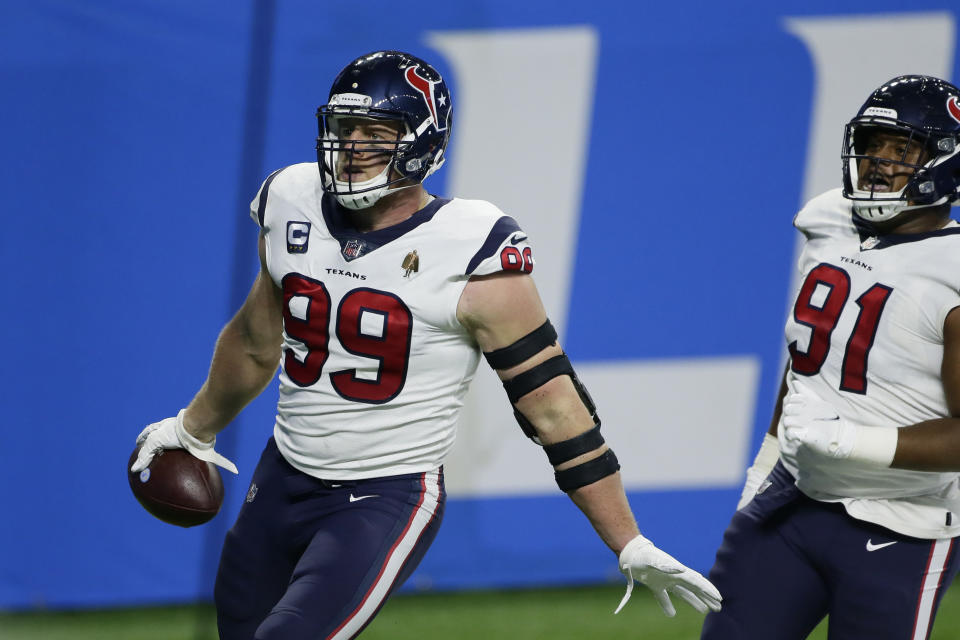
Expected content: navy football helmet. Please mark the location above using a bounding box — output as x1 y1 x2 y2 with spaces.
316 51 452 210
842 75 960 223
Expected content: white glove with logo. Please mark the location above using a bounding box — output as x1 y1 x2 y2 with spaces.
737 433 779 509
131 409 238 474
781 384 897 467
614 534 722 617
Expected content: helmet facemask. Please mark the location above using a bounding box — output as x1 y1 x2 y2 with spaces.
843 116 959 224
317 99 446 210
315 52 452 210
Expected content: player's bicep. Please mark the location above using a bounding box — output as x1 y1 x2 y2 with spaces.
457 272 598 443
233 233 283 365
458 274 574 411
457 272 548 359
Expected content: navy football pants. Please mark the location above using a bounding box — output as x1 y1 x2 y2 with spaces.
701 463 959 640
214 438 445 640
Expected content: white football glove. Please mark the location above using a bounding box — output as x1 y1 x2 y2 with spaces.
614 534 722 617
737 433 779 509
131 409 238 474
781 384 896 467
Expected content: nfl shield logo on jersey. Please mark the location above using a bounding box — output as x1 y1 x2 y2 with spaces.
343 239 365 261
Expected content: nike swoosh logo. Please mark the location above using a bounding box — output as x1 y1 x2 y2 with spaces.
509 233 528 245
866 539 897 552
349 494 379 502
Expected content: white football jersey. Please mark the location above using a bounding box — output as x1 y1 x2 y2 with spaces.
780 187 960 538
250 163 535 480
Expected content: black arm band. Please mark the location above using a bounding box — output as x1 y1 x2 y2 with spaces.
503 354 572 403
555 449 620 493
483 320 558 370
503 353 600 444
543 425 605 466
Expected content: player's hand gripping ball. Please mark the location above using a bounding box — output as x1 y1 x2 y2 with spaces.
128 410 236 527
127 445 224 527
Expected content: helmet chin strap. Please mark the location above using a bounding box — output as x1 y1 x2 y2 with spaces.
324 141 396 209
850 188 909 222
332 165 391 210
332 167 423 210
852 192 950 223
335 183 421 210
847 152 941 222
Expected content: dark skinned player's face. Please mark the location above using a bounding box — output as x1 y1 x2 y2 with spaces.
857 130 927 195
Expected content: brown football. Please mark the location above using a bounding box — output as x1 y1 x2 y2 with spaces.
127 446 224 527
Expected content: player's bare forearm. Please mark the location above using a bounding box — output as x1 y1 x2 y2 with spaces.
892 418 960 471
459 271 638 553
567 473 640 555
185 314 280 440
893 307 960 470
512 375 639 554
185 233 283 441
767 365 790 437
511 375 640 553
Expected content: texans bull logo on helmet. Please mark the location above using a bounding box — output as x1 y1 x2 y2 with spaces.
948 96 960 125
405 65 448 132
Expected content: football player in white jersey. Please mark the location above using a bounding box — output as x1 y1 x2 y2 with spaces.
129 50 721 639
701 75 960 640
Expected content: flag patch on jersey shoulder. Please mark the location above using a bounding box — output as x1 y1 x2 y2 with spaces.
287 221 311 254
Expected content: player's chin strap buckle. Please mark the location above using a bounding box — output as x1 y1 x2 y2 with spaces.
614 565 635 615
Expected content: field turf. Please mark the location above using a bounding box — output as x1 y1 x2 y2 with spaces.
3 582 960 639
